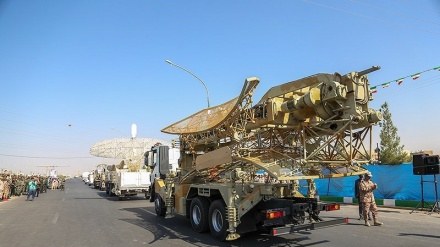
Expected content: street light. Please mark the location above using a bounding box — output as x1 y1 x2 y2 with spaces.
165 59 210 108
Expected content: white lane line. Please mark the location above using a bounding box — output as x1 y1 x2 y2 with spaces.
139 208 156 216
62 198 65 202
52 212 59 224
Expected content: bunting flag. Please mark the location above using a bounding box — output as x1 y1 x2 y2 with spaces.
411 73 421 80
369 66 439 92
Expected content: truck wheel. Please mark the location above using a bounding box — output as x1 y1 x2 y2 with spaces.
190 197 210 233
209 200 228 241
149 185 155 202
109 185 116 196
154 194 166 217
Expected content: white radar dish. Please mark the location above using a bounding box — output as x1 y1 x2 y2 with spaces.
89 138 170 159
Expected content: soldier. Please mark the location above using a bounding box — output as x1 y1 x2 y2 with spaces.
35 177 41 197
3 178 10 200
59 179 65 191
359 172 383 227
10 175 18 197
23 176 30 195
0 177 4 201
41 176 47 193
355 174 372 220
16 176 24 196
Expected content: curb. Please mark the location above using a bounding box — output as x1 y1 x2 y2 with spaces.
317 196 434 208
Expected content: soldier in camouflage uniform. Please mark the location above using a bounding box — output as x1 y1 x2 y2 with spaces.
23 177 30 194
359 172 383 227
16 177 24 196
10 176 16 197
35 177 41 197
0 177 4 201
3 178 10 200
41 176 47 193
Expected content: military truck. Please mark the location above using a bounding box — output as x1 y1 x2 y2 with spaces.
105 160 151 200
93 164 106 190
144 144 180 202
150 67 382 241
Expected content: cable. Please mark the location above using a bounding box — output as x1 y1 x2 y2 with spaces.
374 76 440 98
371 73 440 98
369 67 440 88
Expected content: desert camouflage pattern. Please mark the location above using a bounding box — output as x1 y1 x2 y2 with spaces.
163 66 382 186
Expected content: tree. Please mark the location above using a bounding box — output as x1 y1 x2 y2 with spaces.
378 102 410 165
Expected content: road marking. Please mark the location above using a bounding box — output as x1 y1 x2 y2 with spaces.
62 198 65 202
139 208 156 216
52 212 59 224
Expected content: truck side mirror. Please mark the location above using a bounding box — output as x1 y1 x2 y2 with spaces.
144 151 150 167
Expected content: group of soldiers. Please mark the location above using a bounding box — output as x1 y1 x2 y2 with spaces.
0 172 66 201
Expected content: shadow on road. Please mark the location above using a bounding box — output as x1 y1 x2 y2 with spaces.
92 189 148 202
119 206 331 247
399 233 440 239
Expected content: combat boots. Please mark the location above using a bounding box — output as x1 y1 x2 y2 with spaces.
364 220 370 227
374 221 383 226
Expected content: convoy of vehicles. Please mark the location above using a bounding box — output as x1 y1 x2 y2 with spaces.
83 66 382 242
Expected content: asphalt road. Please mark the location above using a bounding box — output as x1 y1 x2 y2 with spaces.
0 178 439 247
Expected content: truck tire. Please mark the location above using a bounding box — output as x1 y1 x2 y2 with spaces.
209 200 228 241
149 185 155 202
109 184 116 196
154 194 166 217
190 197 210 233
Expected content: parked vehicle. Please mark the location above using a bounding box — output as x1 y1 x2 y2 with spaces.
93 164 106 190
82 171 90 184
87 171 94 186
105 160 151 200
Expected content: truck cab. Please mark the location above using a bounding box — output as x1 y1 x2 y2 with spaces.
87 171 94 186
144 144 180 202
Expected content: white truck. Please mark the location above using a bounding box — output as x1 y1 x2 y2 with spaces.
87 171 94 186
82 171 90 183
105 162 151 200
